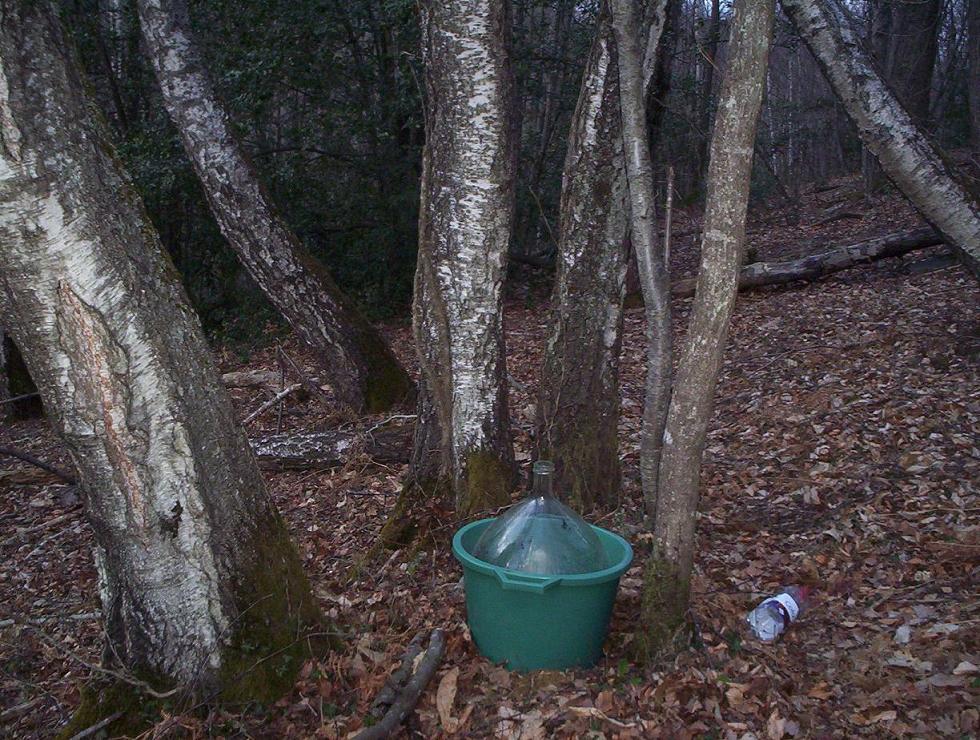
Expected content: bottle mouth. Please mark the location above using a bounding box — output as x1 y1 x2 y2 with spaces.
533 460 555 475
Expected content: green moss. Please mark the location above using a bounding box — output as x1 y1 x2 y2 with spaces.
217 513 335 706
57 679 166 739
634 553 692 665
460 450 513 516
356 328 415 414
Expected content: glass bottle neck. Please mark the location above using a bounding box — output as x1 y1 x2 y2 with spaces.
532 470 555 499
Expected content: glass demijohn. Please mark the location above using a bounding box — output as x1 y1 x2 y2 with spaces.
471 461 609 575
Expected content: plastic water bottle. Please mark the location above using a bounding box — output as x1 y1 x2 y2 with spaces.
746 586 811 641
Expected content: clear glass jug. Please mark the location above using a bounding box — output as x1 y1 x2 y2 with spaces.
471 460 609 575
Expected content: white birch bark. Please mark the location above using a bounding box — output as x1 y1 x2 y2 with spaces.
0 1 320 700
611 0 672 522
410 0 517 513
781 0 980 279
537 3 630 511
135 0 413 412
640 0 774 658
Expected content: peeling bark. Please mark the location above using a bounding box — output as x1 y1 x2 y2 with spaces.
410 0 517 514
781 0 980 279
537 3 629 511
0 0 322 703
134 0 413 413
639 0 773 660
611 0 672 523
251 426 412 470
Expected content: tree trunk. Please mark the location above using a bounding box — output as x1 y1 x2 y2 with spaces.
969 0 980 156
611 0 672 523
781 0 980 279
694 0 721 189
134 0 413 414
639 0 774 660
0 0 322 712
537 2 629 511
409 0 517 515
670 227 943 296
882 0 940 127
0 328 9 423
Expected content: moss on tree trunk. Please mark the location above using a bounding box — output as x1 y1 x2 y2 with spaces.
635 552 691 663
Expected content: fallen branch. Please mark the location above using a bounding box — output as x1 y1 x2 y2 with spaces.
671 227 943 297
68 711 124 740
1 510 81 549
221 369 282 390
242 383 304 424
354 629 446 740
0 697 45 722
368 631 426 721
0 445 76 484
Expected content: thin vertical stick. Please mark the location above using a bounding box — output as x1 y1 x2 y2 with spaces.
664 165 675 268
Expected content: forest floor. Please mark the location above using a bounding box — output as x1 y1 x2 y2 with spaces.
1 178 978 738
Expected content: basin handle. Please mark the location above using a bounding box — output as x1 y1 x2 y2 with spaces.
495 570 561 594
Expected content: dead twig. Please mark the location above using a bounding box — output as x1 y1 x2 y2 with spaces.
1 510 82 549
68 711 124 740
242 383 303 425
354 628 446 740
0 696 45 722
0 445 76 484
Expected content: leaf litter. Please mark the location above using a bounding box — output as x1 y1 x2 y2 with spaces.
0 183 977 737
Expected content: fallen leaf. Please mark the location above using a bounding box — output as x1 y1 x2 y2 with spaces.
953 661 978 675
436 666 460 733
767 709 786 739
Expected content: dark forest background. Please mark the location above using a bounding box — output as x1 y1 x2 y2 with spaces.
62 0 976 338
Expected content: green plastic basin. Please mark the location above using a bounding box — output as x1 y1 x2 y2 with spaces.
452 518 633 671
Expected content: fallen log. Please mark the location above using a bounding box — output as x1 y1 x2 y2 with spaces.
220 369 282 390
250 425 413 470
671 227 944 298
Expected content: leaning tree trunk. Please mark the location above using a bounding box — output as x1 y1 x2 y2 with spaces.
537 2 630 511
781 0 980 279
407 0 517 516
611 0 672 522
638 0 773 660
0 0 322 716
134 0 413 413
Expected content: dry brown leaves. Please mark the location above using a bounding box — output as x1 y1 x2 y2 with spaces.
1 182 977 737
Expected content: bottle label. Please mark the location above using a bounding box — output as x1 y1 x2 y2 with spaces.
765 593 800 623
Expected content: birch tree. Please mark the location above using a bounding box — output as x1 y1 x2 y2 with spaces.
405 0 517 516
135 0 413 413
0 0 322 715
537 3 630 511
638 0 774 658
611 0 672 520
781 0 980 279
